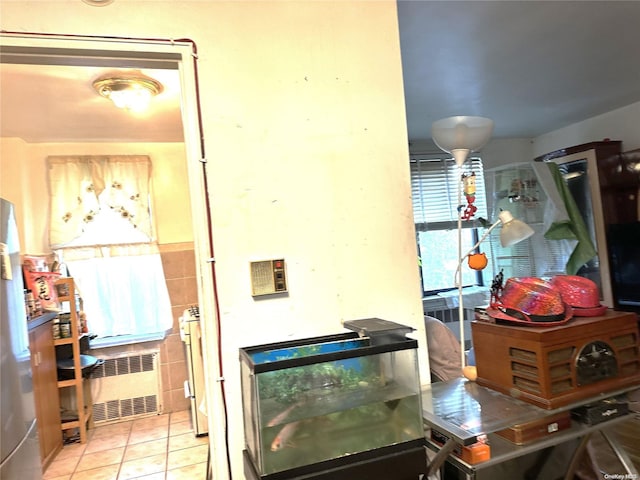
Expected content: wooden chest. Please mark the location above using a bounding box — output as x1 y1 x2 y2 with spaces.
472 310 640 409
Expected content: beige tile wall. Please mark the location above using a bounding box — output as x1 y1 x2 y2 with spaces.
159 244 198 414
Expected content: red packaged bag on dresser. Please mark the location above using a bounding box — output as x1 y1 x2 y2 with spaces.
24 270 61 312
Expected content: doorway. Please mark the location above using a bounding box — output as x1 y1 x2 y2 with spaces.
0 31 221 478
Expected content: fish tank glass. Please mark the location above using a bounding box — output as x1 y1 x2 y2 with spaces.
240 322 424 478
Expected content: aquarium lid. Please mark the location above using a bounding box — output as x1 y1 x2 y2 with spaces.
343 318 414 341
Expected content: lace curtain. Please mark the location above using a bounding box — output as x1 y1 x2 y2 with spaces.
48 155 153 247
47 155 172 338
59 244 173 338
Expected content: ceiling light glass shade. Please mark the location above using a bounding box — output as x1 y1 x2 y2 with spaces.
498 210 535 247
82 0 115 5
432 116 494 165
93 74 163 112
109 86 153 111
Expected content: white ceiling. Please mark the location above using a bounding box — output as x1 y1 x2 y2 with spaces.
2 1 640 144
0 62 184 143
398 1 640 141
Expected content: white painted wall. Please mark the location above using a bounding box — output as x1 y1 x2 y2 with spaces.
409 100 640 169
0 141 190 251
406 137 535 170
482 138 534 169
532 101 640 156
1 3 427 479
0 138 33 245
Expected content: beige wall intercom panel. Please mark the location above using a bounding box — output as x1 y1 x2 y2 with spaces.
250 259 287 296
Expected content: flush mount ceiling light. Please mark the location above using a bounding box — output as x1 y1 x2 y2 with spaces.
81 0 115 6
93 72 163 112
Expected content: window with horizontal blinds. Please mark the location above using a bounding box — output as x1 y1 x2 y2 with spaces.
410 154 488 229
410 153 489 295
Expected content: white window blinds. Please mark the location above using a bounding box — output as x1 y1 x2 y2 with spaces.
410 154 488 228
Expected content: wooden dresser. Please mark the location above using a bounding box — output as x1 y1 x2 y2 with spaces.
28 313 63 469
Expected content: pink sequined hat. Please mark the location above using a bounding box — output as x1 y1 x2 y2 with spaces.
549 275 608 317
486 277 573 326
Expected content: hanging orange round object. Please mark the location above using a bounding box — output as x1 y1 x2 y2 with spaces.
468 253 488 270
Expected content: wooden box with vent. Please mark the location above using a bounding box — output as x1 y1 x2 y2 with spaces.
471 310 640 409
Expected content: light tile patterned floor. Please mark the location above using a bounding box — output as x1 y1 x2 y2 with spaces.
43 410 209 480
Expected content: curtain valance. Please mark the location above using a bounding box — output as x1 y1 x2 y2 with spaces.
48 155 153 247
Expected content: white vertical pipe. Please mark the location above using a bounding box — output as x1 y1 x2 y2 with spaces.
457 164 465 371
451 148 473 373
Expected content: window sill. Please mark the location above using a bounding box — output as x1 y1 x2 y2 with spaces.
423 286 489 310
90 330 169 350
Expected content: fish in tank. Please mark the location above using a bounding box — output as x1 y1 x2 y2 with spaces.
240 330 424 477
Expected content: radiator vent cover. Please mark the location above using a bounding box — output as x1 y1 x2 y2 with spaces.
424 306 476 351
91 351 161 424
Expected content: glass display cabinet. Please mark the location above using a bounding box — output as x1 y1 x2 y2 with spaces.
534 142 623 307
484 163 567 283
239 319 425 480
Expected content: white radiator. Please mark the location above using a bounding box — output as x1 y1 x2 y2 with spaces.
423 289 489 351
424 305 477 351
90 351 162 424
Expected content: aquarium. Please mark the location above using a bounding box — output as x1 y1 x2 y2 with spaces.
240 320 424 479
